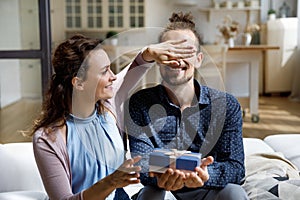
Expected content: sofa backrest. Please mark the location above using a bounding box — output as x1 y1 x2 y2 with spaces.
0 142 45 193
243 138 275 156
264 134 300 170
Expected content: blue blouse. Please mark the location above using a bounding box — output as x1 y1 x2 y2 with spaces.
66 110 124 199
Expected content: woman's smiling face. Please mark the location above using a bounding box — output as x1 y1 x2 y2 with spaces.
83 49 117 102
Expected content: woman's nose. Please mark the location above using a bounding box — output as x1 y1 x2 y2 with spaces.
109 69 117 80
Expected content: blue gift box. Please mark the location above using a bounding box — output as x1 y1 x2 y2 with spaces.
149 149 176 173
176 153 202 171
149 151 170 167
149 149 201 173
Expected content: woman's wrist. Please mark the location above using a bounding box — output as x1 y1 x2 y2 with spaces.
83 176 116 200
105 174 118 189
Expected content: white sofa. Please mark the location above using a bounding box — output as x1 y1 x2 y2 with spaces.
1 134 300 200
0 143 47 200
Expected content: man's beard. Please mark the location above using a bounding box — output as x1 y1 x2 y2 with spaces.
161 73 193 86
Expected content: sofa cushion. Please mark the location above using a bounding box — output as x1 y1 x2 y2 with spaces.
264 134 300 170
0 143 45 193
0 191 48 200
243 138 275 156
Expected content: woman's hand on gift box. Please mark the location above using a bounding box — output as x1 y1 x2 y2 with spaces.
149 168 186 191
107 156 142 188
183 156 214 188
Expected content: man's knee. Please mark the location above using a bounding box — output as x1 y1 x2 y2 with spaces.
135 186 166 200
216 184 249 200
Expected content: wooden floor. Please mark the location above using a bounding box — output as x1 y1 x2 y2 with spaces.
0 96 300 143
242 96 300 139
0 98 42 143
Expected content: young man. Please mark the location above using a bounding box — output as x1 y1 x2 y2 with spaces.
125 12 248 200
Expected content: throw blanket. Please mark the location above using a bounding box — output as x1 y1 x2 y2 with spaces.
242 152 300 200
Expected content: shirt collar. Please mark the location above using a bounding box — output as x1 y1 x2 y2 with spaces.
197 81 210 105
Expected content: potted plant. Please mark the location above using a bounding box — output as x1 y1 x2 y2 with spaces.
105 31 118 45
268 9 276 20
217 15 239 47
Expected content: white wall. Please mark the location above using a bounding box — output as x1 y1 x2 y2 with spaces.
0 0 22 51
19 0 40 49
0 0 22 108
142 0 260 44
50 0 66 49
19 0 42 99
289 1 300 101
298 1 300 47
20 60 42 98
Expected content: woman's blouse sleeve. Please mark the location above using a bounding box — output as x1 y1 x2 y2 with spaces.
33 130 83 200
107 51 154 130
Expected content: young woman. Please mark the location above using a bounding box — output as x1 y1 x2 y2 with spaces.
29 34 195 200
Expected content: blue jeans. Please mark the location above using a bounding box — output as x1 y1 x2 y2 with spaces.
135 184 249 200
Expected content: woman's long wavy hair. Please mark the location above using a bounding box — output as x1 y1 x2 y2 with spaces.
29 34 102 135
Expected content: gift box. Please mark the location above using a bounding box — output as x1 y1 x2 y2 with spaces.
149 149 202 173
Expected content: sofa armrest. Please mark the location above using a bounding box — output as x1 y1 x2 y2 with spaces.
0 143 45 193
0 191 48 200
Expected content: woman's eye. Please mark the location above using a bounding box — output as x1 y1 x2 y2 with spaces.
101 68 109 75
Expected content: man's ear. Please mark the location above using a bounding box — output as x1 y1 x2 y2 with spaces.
195 52 203 69
72 77 84 90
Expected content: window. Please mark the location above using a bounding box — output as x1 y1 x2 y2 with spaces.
129 0 144 27
0 0 51 143
66 0 82 28
65 0 144 30
108 0 123 28
87 0 103 28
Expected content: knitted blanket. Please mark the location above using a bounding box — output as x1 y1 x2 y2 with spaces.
242 152 300 200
